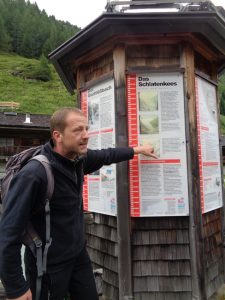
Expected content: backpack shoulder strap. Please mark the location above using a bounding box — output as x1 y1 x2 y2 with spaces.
31 154 54 270
31 154 54 201
26 154 54 300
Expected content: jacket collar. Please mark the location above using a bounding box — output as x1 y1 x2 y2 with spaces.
42 140 84 184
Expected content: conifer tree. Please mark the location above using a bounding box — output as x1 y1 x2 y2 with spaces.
0 0 80 57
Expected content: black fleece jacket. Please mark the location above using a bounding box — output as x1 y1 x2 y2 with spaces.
0 141 134 298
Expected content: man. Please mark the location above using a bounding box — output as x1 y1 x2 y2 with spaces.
0 107 157 300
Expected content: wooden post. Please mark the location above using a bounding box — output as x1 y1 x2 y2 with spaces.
76 67 85 107
113 44 133 300
182 43 206 300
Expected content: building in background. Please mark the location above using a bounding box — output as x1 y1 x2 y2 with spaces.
0 112 50 179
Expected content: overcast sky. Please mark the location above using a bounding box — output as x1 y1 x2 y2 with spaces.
28 0 225 29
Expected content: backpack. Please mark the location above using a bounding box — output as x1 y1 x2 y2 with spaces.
0 145 54 300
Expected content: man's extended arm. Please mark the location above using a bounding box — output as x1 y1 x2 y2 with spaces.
84 144 157 175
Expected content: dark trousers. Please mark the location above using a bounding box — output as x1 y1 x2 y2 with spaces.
25 247 99 300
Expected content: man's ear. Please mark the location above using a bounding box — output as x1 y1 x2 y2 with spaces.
52 130 62 143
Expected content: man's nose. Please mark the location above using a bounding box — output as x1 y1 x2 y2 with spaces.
83 129 89 138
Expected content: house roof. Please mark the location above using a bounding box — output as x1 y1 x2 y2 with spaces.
49 3 225 93
0 112 50 129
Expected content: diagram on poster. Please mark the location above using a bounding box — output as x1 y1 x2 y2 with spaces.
127 73 189 217
195 76 223 213
81 79 117 216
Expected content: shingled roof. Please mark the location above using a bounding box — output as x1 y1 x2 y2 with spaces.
0 112 50 129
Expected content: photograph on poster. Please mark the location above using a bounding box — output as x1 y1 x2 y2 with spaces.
139 115 159 134
101 167 115 183
88 101 99 129
138 90 158 111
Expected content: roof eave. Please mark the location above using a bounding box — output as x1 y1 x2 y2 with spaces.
49 11 225 92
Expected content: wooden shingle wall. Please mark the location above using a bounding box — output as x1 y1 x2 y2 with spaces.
79 51 113 85
85 214 119 300
131 217 192 300
127 44 180 69
203 209 224 299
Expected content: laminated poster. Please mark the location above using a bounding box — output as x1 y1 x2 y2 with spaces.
127 73 189 217
81 78 117 216
195 76 223 213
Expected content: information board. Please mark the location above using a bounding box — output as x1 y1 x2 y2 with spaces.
127 73 189 217
195 76 223 213
81 78 117 216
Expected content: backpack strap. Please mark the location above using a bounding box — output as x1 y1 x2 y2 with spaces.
29 155 54 300
33 155 54 202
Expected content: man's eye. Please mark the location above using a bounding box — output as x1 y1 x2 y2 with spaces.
74 127 88 132
74 128 82 132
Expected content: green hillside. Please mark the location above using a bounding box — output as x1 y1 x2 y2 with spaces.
0 52 76 114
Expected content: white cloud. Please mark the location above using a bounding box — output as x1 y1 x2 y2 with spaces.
28 0 107 28
28 0 225 29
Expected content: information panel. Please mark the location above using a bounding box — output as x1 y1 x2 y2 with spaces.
127 73 189 217
195 76 223 213
81 79 117 216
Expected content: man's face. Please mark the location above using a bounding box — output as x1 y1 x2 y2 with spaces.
56 112 89 158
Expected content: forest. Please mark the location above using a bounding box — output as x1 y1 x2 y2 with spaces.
0 0 80 58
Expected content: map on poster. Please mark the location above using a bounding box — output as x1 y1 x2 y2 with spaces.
195 76 223 213
81 78 117 216
127 72 189 217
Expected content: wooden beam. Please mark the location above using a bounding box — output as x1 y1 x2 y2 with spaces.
74 33 220 69
181 42 206 300
0 102 20 109
113 44 134 300
76 66 85 107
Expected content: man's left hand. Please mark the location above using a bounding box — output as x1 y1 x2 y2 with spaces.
133 145 158 159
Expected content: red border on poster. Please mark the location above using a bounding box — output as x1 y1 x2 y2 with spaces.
81 90 89 211
195 78 204 213
127 74 140 217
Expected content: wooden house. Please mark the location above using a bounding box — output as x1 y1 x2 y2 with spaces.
49 1 225 299
0 112 50 178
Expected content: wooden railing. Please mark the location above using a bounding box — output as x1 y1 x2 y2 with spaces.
0 101 20 110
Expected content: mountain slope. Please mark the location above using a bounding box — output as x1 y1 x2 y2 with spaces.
0 52 76 114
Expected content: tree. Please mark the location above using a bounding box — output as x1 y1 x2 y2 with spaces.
0 0 80 58
219 74 225 115
0 14 11 51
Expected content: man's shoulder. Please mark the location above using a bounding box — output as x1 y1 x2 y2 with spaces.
18 158 48 179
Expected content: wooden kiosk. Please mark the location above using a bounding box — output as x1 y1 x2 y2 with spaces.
49 1 225 299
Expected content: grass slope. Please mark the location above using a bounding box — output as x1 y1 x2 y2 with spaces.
0 52 76 115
